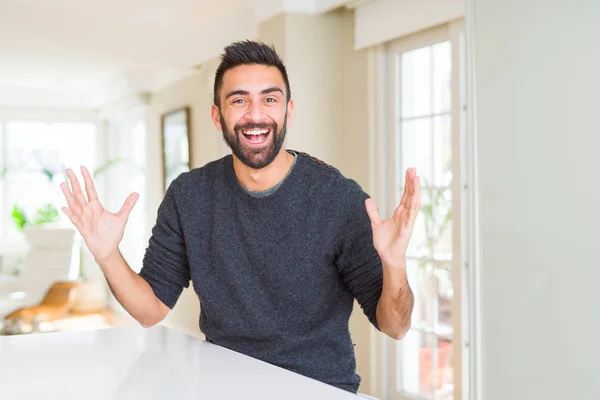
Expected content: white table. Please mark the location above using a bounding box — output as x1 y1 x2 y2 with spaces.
0 326 362 399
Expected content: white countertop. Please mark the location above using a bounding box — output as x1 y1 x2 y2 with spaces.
0 325 362 399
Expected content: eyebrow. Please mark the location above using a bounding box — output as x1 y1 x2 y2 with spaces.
225 87 284 100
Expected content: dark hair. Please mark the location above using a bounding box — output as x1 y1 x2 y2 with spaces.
213 40 291 107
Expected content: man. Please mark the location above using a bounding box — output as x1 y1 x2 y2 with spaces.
60 40 420 394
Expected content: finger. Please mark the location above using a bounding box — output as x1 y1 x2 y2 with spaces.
62 207 84 233
365 198 382 226
399 167 415 207
60 182 82 215
393 203 406 221
81 165 99 202
66 168 88 208
408 168 417 194
406 176 421 227
117 193 140 222
394 167 415 221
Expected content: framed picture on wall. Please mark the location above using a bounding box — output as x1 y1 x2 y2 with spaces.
161 106 191 193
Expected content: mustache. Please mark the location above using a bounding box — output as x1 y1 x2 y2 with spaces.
234 121 277 132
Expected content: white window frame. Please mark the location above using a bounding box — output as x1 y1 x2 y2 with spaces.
377 19 469 400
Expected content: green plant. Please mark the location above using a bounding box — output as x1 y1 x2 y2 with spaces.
7 157 126 232
93 157 124 179
415 177 453 268
33 203 60 225
11 203 60 231
11 205 28 231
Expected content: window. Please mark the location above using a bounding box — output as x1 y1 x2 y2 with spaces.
385 21 467 400
0 121 97 234
0 119 98 274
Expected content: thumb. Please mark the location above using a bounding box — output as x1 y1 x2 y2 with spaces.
117 192 139 222
365 198 382 226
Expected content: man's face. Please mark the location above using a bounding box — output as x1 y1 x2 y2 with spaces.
212 64 293 169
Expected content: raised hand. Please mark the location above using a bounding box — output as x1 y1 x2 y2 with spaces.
365 167 421 267
60 166 139 264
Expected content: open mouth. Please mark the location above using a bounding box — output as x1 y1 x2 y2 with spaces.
241 128 270 145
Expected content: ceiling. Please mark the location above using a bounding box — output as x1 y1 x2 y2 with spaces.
0 0 355 110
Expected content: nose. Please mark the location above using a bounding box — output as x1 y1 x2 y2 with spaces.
245 99 265 122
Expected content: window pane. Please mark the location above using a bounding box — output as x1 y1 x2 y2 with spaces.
401 46 432 118
432 187 453 259
433 115 452 187
397 330 436 398
5 122 96 238
435 338 454 400
398 330 454 399
400 118 433 185
434 264 453 334
407 260 436 328
405 187 430 259
433 41 451 114
6 122 48 169
49 123 97 175
0 122 4 240
406 186 452 260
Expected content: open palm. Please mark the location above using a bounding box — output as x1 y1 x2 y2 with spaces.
365 168 421 266
60 166 139 263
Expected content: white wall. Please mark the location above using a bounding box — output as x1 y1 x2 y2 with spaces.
473 0 600 399
354 0 464 49
145 66 222 339
260 12 345 167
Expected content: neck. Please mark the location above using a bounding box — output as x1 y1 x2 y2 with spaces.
232 148 294 192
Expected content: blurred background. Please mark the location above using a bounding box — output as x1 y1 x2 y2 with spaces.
0 1 598 400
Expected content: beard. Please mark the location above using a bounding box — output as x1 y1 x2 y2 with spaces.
220 112 287 170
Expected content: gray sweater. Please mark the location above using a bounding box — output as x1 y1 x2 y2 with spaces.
139 150 383 393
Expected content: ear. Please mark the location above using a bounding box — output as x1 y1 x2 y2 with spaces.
286 99 294 127
211 104 222 130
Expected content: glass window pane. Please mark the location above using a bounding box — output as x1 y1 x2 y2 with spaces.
434 264 453 334
398 330 454 399
407 260 432 328
49 123 97 176
398 330 441 399
433 41 451 114
401 46 432 118
435 338 454 399
432 186 453 260
6 122 48 169
418 186 438 259
405 187 430 259
0 122 4 240
5 122 96 238
400 118 433 185
433 115 452 187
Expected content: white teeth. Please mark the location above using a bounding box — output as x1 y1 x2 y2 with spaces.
243 129 269 135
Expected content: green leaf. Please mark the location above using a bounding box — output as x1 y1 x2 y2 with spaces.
93 157 125 179
445 209 453 223
32 204 60 225
42 168 54 181
11 204 28 231
421 204 433 218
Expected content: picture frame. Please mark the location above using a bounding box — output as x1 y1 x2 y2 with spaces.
161 106 191 193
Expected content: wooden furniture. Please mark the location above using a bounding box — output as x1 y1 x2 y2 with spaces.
2 281 79 335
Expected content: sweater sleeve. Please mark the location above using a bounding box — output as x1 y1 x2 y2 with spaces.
335 186 383 330
139 176 191 309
